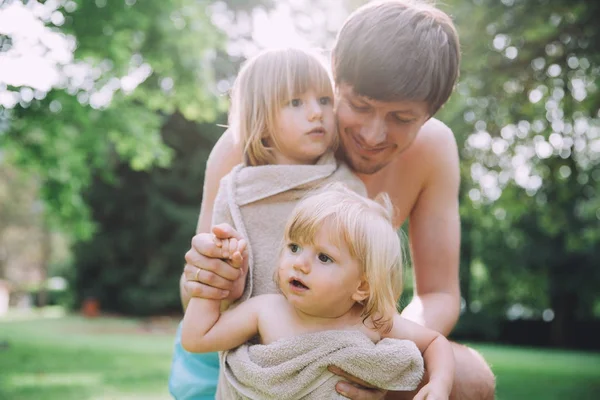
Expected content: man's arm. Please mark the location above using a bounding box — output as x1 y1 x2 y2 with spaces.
180 129 244 310
402 123 461 336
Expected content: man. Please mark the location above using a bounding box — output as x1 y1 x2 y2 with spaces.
173 1 495 399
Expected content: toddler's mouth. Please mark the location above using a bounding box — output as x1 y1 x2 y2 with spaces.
289 278 309 290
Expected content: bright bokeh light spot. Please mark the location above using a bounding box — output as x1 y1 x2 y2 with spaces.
493 34 509 50
529 88 543 103
468 130 492 150
535 140 553 159
505 46 518 59
542 309 555 322
252 4 310 49
547 64 562 77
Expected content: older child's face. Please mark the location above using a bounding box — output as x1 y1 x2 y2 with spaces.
271 88 336 165
277 223 366 318
335 83 430 175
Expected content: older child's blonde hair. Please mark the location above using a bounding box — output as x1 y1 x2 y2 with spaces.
283 184 403 332
228 48 335 167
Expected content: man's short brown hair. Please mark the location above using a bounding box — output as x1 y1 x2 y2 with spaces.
332 0 461 116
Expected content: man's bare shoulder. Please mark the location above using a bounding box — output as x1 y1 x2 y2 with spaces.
414 118 457 154
399 118 459 177
382 118 458 226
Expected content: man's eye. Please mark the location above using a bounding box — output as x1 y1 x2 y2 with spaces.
319 96 332 105
289 243 300 253
349 101 369 112
393 114 414 124
290 99 302 107
318 253 332 263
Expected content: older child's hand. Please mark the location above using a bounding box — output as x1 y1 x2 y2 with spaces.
412 382 450 400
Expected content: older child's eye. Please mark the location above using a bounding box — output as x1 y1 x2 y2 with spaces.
318 253 333 263
319 96 332 105
290 99 302 107
288 243 300 253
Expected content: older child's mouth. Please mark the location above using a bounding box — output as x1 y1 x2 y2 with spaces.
307 127 326 136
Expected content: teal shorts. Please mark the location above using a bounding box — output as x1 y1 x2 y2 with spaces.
168 321 219 400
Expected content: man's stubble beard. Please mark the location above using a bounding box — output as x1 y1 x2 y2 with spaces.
336 135 391 176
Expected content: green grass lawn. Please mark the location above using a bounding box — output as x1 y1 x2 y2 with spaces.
1 312 600 399
0 311 179 400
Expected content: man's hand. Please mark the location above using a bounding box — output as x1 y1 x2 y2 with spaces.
412 382 449 400
182 224 248 307
328 366 387 399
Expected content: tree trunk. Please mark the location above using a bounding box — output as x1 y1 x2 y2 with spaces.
549 288 577 347
37 224 52 308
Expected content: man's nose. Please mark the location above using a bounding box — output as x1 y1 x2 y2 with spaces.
359 117 387 147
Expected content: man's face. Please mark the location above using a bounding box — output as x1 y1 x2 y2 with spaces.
335 83 430 175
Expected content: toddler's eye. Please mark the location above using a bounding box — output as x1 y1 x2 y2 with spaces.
289 243 300 253
318 253 333 263
290 99 302 107
319 96 332 105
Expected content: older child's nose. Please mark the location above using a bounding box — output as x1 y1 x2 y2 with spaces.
307 99 323 121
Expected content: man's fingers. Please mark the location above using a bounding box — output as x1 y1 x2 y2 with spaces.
334 381 387 400
184 265 234 291
328 366 387 399
212 223 244 240
183 253 241 282
328 366 378 389
183 280 229 300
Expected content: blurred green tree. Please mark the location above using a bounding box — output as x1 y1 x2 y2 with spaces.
67 0 276 314
439 0 600 345
0 0 225 240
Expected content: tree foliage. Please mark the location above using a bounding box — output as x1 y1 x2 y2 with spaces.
438 0 600 344
1 0 225 239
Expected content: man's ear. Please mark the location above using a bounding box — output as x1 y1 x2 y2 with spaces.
352 279 369 303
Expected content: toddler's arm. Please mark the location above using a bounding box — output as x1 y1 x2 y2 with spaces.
181 291 265 353
385 314 455 399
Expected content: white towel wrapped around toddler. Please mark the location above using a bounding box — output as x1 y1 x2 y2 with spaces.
217 329 424 399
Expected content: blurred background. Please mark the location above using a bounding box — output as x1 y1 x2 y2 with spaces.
0 0 599 399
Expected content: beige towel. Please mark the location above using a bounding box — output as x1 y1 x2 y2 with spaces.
218 330 424 399
211 152 367 301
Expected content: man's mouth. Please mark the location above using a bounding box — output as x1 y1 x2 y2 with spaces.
351 133 388 154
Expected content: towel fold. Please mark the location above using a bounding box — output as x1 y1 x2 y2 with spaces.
210 152 367 301
217 330 424 399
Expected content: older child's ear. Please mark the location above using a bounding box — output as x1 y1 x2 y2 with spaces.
352 279 369 303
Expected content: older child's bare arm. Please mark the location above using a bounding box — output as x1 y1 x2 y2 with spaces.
385 314 455 399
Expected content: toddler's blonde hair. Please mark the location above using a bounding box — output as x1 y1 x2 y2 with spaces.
283 184 403 332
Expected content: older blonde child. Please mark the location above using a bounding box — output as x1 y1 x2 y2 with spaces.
182 185 454 400
170 48 365 399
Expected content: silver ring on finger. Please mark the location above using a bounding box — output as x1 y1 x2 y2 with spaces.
195 269 202 282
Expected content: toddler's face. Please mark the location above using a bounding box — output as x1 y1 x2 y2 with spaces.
277 222 365 318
